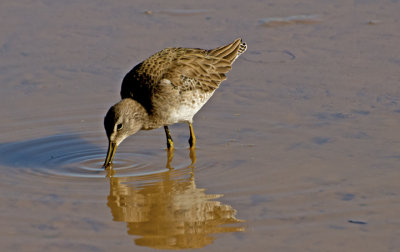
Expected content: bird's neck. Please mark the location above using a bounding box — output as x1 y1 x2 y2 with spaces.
141 109 164 130
127 99 163 130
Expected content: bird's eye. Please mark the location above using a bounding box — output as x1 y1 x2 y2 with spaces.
116 123 123 131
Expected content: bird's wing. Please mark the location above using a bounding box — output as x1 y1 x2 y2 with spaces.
162 49 232 92
162 38 246 92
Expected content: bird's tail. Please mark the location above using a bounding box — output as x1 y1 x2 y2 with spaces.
208 38 247 63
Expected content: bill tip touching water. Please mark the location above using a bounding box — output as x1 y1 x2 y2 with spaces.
103 38 247 167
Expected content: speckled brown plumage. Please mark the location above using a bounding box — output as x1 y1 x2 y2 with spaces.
103 38 247 167
120 38 246 115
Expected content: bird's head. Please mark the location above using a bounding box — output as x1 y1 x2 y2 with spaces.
103 99 146 167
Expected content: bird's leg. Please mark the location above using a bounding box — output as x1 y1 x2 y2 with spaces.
166 147 174 169
189 147 196 166
188 123 196 149
164 126 174 150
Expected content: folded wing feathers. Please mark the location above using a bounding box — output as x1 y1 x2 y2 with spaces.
208 38 246 63
165 38 246 91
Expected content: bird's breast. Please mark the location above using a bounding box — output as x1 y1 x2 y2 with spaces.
164 90 215 124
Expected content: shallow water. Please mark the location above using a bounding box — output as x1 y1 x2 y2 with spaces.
1 0 400 251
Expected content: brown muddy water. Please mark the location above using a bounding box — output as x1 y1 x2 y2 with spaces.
1 0 400 251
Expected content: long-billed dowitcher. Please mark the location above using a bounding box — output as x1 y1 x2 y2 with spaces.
103 38 247 167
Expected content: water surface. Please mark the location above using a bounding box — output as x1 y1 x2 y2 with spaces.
1 0 400 251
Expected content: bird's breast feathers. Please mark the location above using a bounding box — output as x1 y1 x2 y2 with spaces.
164 89 215 124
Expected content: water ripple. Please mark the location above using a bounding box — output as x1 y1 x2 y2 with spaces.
0 133 172 180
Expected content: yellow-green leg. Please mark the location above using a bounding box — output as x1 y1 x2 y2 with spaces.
166 147 174 169
189 147 196 166
188 123 196 149
164 126 174 150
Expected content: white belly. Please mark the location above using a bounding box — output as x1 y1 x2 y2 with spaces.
166 90 214 124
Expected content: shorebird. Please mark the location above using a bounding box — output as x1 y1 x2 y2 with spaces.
103 38 247 167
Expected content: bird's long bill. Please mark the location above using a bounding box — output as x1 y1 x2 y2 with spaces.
103 141 117 168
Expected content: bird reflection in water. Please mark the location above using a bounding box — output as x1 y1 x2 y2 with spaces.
106 149 245 249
